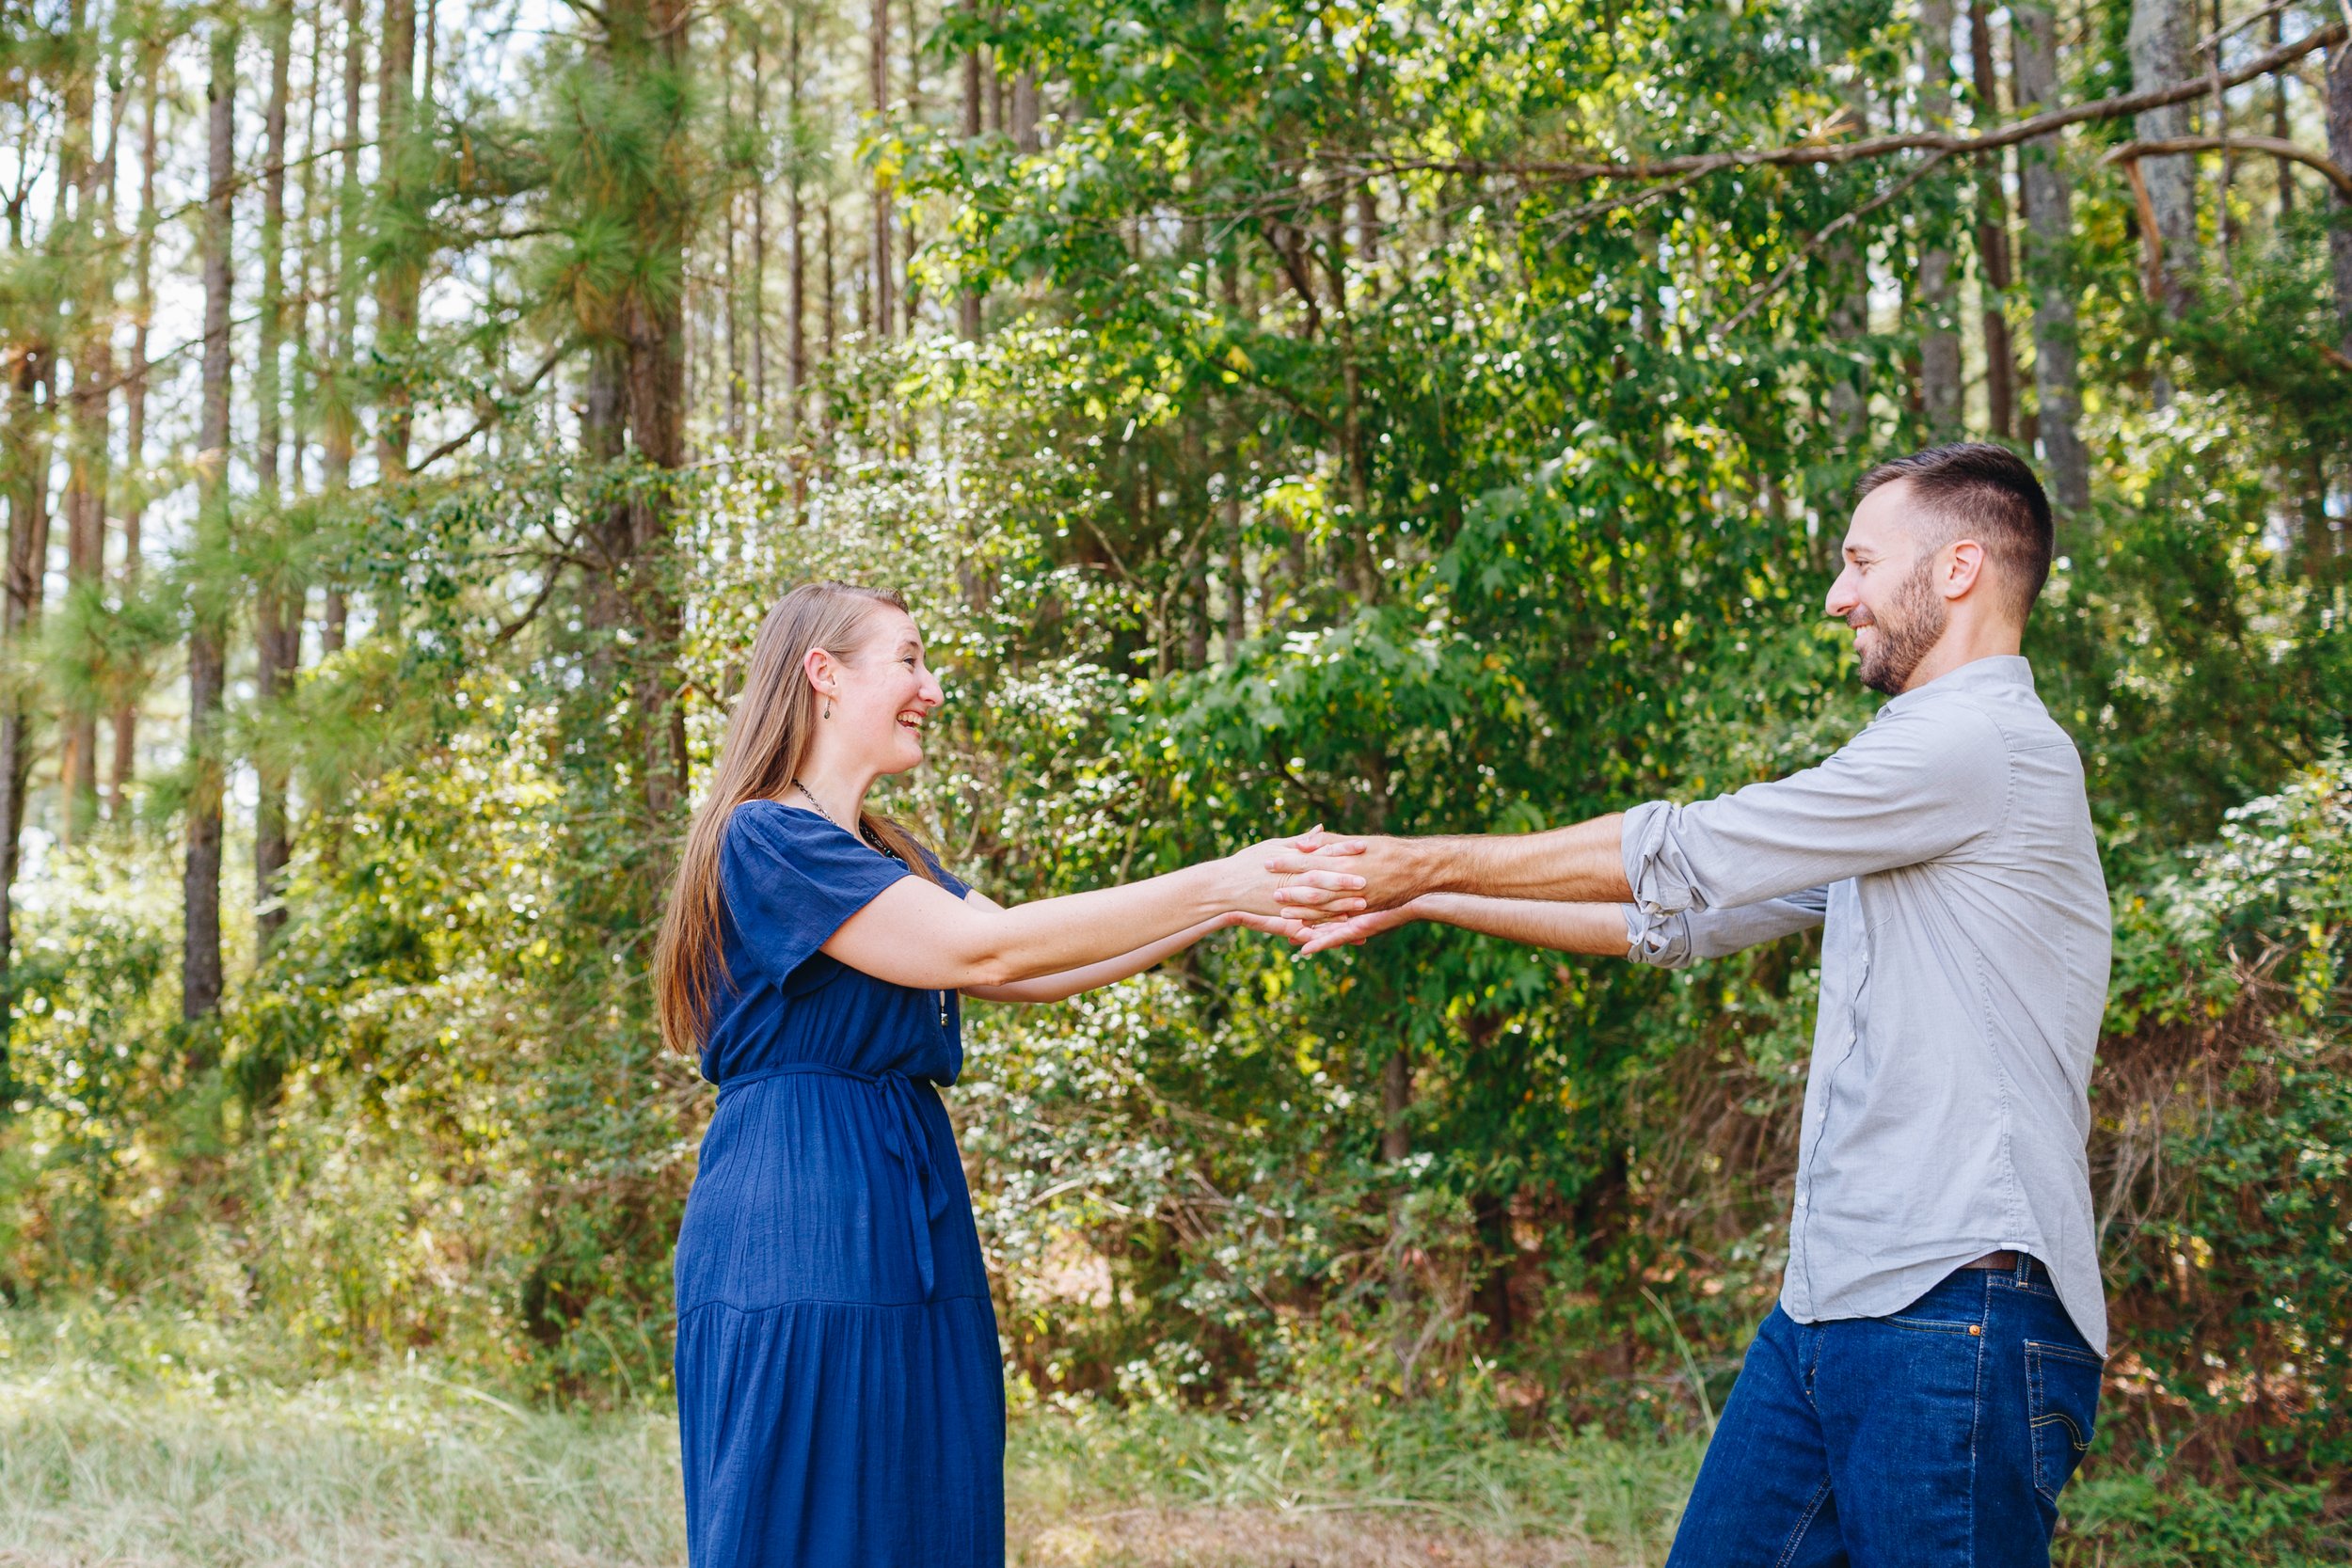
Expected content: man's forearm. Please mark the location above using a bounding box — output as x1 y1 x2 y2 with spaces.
1414 893 1629 956
1398 813 1631 905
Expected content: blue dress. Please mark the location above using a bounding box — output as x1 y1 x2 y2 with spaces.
675 800 1003 1567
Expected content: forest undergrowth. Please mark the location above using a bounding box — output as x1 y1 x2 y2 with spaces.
2 1304 2343 1568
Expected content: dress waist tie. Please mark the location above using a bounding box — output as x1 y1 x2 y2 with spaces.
715 1061 949 1300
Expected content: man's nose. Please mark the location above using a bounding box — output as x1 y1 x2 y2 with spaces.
1824 567 1858 619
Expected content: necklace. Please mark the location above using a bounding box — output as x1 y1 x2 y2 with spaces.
792 779 951 1031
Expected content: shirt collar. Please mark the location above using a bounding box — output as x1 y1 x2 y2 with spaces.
1879 654 2035 717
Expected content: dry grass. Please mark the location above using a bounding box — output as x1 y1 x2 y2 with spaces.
0 1314 1695 1568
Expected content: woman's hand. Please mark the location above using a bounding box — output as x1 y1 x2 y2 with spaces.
1292 897 1424 955
1222 825 1368 919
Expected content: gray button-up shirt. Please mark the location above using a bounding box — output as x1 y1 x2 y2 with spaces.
1618 656 2111 1351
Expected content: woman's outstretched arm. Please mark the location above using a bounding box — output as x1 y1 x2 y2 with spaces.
958 893 1296 1004
818 829 1359 990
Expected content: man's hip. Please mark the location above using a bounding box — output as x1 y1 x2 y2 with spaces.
1666 1255 2105 1568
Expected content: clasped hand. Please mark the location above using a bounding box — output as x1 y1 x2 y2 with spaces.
1237 827 1422 955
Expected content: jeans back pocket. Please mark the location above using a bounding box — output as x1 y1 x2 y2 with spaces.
2026 1339 2104 1501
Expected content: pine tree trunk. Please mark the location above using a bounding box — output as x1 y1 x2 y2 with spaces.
871 0 894 338
186 21 237 1031
751 37 770 426
2011 0 2091 523
1916 0 1964 436
2127 0 2198 324
1967 0 2017 440
2328 40 2352 362
1825 84 1871 459
376 0 418 480
608 0 692 822
323 0 365 655
112 72 159 817
0 341 56 1063
1012 69 1038 152
58 7 109 846
256 1 296 949
959 20 983 341
788 15 808 415
823 196 838 360
2271 13 2295 221
900 0 921 328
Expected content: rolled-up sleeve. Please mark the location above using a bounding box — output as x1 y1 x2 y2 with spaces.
1620 885 1830 969
1623 704 2007 950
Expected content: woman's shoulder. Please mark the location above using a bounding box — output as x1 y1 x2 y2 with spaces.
721 798 845 863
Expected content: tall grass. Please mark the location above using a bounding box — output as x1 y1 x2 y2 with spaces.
3 1307 2341 1568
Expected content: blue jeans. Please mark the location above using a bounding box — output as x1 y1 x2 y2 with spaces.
1665 1256 2103 1568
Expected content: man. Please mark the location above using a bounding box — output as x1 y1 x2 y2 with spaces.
1278 444 2111 1565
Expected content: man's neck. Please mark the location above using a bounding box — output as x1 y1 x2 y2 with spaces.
1899 624 2023 693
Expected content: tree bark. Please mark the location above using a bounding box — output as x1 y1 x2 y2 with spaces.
113 71 160 816
58 2 109 846
1011 69 1038 153
376 0 418 480
1967 0 2018 439
0 342 55 1067
2012 0 2091 524
2328 40 2352 361
2127 0 2199 324
322 0 365 655
751 37 770 427
186 22 237 1031
256 1 297 949
871 0 894 339
2271 12 2295 220
1916 0 1965 436
1825 81 1871 457
959 14 983 341
787 15 808 417
823 195 838 359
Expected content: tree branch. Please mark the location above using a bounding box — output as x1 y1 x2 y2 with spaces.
1348 22 2345 188
2105 135 2352 198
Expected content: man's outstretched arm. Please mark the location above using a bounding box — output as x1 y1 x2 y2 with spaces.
1268 813 1632 917
1295 887 1829 962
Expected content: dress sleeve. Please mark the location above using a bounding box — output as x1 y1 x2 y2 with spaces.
719 801 912 984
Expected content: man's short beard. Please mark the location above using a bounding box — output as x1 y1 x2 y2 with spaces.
1856 555 1948 695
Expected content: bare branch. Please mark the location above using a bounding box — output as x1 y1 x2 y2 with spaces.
2106 135 2352 198
1348 22 2345 189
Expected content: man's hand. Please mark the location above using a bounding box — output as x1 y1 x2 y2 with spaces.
1222 825 1369 919
1291 898 1422 955
1262 815 1633 916
1261 834 1428 921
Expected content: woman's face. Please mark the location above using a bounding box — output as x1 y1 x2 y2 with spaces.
820 608 944 776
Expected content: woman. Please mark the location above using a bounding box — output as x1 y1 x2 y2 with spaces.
651 581 1364 1568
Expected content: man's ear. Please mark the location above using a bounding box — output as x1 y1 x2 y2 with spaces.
1942 539 1987 602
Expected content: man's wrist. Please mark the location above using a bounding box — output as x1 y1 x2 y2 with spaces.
1404 836 1457 900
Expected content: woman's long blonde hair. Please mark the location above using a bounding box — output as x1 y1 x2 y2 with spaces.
654 581 943 1056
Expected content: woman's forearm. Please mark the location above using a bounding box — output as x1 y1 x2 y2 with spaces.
1412 893 1629 957
961 916 1232 1004
824 842 1362 990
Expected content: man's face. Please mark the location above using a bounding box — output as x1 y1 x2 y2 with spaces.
1825 481 1949 696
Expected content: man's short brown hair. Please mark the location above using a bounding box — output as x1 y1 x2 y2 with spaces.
1855 443 2055 622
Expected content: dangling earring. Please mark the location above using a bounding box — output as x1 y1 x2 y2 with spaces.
823 694 834 719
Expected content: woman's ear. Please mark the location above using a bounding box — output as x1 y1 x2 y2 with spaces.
803 646 835 695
